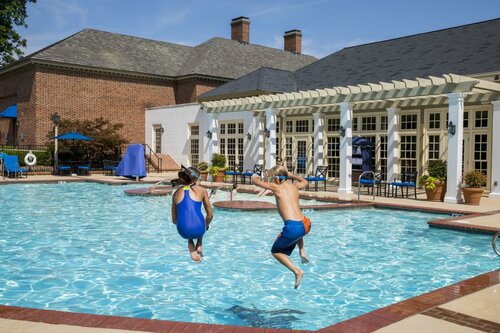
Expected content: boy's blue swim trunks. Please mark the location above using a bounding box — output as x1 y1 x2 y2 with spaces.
271 216 311 256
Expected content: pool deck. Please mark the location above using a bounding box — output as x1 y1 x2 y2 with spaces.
0 174 499 332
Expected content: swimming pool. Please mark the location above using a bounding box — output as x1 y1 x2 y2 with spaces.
0 182 497 330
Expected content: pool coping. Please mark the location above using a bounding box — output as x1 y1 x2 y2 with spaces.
0 270 497 333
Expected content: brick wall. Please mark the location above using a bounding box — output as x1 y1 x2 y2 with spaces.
33 66 176 145
175 79 223 104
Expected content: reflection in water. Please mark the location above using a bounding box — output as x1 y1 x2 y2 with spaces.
227 305 305 328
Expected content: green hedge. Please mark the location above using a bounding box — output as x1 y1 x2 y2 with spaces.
0 149 51 166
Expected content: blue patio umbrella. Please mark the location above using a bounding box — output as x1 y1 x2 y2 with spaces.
53 132 93 141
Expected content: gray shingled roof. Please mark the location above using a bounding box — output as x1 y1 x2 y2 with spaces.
177 38 315 79
296 18 500 90
200 67 296 100
203 18 500 100
8 29 315 79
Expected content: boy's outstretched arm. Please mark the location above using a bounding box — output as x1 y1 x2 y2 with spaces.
288 172 308 190
251 174 278 191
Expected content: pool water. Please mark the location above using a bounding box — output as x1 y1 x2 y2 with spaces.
0 183 497 330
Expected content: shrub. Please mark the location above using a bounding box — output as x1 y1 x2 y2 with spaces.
197 161 209 171
427 159 447 180
462 170 486 188
210 153 226 168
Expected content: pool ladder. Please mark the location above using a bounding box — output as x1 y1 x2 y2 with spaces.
493 232 500 256
357 171 376 201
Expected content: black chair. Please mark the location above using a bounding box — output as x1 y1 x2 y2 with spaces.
305 166 328 191
242 164 263 184
391 170 418 198
103 160 120 175
359 171 382 195
225 163 243 184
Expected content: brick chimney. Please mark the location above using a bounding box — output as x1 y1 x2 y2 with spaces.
284 29 302 54
231 16 250 44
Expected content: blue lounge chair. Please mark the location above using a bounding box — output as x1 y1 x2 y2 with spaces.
3 155 28 178
359 172 381 195
305 166 328 191
225 164 243 184
391 170 418 198
242 164 263 184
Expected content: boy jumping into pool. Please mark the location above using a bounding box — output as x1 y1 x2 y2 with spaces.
251 166 310 289
172 165 213 262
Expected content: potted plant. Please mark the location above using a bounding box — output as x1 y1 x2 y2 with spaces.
197 161 209 181
418 159 447 201
208 153 227 183
462 170 486 205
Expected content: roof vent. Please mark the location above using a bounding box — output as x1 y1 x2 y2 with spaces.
231 16 250 44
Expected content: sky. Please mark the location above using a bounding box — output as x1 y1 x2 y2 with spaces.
21 0 500 59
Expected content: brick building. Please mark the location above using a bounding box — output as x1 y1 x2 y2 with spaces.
0 17 315 146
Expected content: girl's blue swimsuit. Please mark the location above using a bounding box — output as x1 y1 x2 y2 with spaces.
176 186 206 239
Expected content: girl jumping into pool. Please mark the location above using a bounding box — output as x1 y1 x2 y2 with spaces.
251 165 310 289
171 165 213 262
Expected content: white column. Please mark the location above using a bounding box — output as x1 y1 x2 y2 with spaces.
386 107 400 182
265 108 277 170
338 102 353 194
444 93 465 204
207 112 219 158
255 112 264 166
313 110 325 170
489 101 500 199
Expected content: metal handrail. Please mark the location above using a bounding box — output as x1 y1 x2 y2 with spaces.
357 170 376 201
493 232 500 256
142 143 163 173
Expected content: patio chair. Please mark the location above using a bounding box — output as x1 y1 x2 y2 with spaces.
359 171 382 195
77 161 91 175
103 160 119 175
242 164 263 184
3 155 28 178
305 166 328 191
225 163 243 184
391 170 418 199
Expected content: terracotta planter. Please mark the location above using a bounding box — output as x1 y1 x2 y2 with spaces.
462 187 484 205
200 171 208 181
425 181 446 202
214 170 225 183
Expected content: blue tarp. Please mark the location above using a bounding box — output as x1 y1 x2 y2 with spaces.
353 137 374 172
115 144 146 179
54 132 93 141
0 104 17 118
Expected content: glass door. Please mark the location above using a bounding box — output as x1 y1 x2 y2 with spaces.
296 139 307 175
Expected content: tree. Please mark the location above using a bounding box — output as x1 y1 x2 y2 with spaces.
0 0 37 66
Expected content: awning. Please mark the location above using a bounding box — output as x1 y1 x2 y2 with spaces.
53 132 93 141
0 104 17 118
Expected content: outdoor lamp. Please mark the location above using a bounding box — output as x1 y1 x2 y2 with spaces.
206 130 212 139
246 132 252 140
51 112 61 125
447 121 456 135
160 125 164 133
339 125 346 137
264 129 270 138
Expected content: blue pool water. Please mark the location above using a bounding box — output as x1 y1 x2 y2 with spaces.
0 182 497 330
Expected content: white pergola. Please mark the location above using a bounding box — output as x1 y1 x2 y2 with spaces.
202 73 500 202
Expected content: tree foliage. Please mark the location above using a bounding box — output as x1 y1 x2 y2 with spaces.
47 117 128 166
0 0 36 66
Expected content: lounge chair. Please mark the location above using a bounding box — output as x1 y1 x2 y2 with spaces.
391 170 418 198
3 155 28 178
225 163 243 184
242 164 263 184
305 166 328 191
103 159 120 175
359 171 382 195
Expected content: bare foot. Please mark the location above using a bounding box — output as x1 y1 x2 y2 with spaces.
300 250 309 263
196 245 203 257
190 251 202 262
294 269 304 289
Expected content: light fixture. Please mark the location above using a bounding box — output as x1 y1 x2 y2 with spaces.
264 129 270 138
206 130 212 139
51 112 61 125
246 132 252 140
160 125 164 133
20 132 25 142
447 121 456 135
339 125 346 137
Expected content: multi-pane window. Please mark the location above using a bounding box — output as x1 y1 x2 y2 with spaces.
429 113 441 129
295 120 310 133
401 114 418 130
428 135 440 160
352 117 359 131
474 134 488 175
327 118 340 132
463 111 469 128
379 136 387 179
286 121 293 133
380 116 388 131
285 137 293 171
219 121 244 167
327 136 340 178
238 123 244 134
154 126 162 154
400 135 417 173
227 123 236 134
276 121 280 133
189 124 199 166
296 140 307 174
475 110 488 128
220 123 226 135
361 116 376 131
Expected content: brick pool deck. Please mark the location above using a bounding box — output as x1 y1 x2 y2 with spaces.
1 174 499 332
